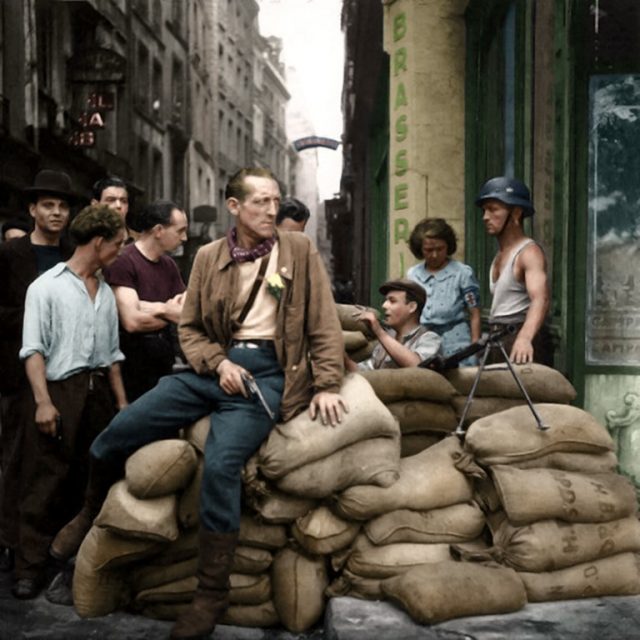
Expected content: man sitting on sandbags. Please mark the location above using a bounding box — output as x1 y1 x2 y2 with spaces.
345 279 441 371
49 167 347 640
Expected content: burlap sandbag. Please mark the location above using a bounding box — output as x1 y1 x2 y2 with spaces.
147 528 198 566
381 561 527 623
223 600 280 627
94 480 179 542
387 400 458 433
400 432 446 458
233 546 273 574
343 330 368 352
183 416 209 454
132 557 198 594
125 439 198 499
73 526 161 617
400 432 443 457
239 514 287 550
491 466 638 525
348 341 375 363
511 450 618 473
336 303 376 336
364 502 485 545
345 534 451 578
241 455 318 522
141 600 280 626
259 373 399 479
135 571 271 607
451 396 525 425
325 569 383 600
520 552 640 601
249 487 316 524
463 404 615 465
359 368 457 404
229 572 272 605
135 576 196 604
491 517 640 572
177 456 203 529
291 506 360 555
272 547 328 633
445 363 577 402
276 436 401 498
335 436 472 520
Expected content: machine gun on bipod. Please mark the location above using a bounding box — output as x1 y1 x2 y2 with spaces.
419 325 549 438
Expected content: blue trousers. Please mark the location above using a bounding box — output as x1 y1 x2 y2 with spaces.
90 344 284 532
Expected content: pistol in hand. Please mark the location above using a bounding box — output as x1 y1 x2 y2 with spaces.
241 373 276 421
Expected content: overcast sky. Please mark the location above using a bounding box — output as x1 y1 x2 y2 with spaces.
257 0 344 200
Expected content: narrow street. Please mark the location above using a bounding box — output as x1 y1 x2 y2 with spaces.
3 568 640 639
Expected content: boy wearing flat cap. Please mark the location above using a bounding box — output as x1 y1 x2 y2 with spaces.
345 278 441 371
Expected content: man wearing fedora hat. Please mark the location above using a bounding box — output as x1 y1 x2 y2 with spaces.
345 278 442 371
0 169 75 580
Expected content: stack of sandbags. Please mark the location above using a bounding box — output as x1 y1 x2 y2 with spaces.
74 439 199 617
74 372 405 634
256 373 401 499
134 513 287 627
327 436 485 601
455 403 640 602
359 368 459 457
446 363 577 428
337 303 377 362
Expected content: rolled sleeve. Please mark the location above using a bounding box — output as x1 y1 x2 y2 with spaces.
412 331 442 361
19 283 49 361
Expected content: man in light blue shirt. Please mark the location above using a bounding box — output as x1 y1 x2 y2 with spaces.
13 204 127 601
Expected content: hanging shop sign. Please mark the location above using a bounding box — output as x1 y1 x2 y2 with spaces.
293 136 340 151
68 47 126 84
87 92 115 110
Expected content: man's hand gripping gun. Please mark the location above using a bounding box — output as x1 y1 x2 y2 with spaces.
241 373 276 421
418 324 549 435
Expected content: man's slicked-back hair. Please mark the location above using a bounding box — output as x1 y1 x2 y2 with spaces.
92 176 129 201
70 204 124 245
136 200 181 232
276 197 310 225
224 167 278 201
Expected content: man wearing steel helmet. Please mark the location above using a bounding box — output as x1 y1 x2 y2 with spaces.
476 177 552 365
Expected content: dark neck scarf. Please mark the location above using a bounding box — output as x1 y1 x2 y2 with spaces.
226 227 276 263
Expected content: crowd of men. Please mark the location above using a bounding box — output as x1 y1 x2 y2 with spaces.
0 167 549 639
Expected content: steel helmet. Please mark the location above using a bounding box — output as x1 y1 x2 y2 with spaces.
475 176 534 217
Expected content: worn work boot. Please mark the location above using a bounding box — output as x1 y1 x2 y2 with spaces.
49 457 118 561
169 529 239 640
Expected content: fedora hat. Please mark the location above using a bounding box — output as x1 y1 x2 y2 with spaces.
23 169 77 203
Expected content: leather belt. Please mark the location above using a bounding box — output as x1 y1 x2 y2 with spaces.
230 339 274 350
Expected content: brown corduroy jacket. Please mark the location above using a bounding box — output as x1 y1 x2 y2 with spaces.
178 231 344 422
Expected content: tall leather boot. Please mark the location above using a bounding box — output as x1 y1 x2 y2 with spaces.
170 529 238 640
49 457 119 561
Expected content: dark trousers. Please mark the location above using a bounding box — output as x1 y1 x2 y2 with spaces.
0 389 30 549
91 344 284 533
486 322 554 367
16 371 115 579
120 331 176 402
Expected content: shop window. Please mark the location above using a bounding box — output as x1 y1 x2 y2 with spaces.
584 0 640 366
